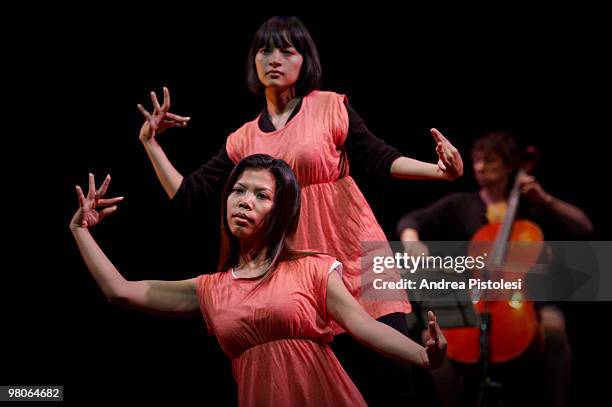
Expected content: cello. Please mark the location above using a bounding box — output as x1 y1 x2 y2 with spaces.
443 147 544 365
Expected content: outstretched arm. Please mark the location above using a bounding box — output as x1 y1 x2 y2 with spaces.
70 173 200 316
71 227 199 316
137 87 190 199
326 271 446 369
390 128 463 181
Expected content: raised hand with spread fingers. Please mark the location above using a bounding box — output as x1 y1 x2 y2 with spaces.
137 86 190 143
70 173 124 229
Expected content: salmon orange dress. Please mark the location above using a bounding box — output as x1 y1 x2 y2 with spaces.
195 254 367 407
226 91 410 333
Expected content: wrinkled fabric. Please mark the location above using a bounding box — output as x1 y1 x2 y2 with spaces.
195 255 366 407
226 91 411 333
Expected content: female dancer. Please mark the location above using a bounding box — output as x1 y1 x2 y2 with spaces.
70 154 447 406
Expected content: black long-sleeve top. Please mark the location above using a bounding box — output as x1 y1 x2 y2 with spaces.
172 99 401 215
396 191 575 241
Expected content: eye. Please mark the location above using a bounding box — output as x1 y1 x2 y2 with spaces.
257 193 270 200
232 187 244 194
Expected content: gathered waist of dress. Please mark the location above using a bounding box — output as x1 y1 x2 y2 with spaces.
300 175 354 190
232 337 330 360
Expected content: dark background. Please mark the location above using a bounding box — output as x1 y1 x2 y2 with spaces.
5 8 610 405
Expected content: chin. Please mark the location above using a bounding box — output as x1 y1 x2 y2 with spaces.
266 82 290 89
476 179 490 188
230 226 249 238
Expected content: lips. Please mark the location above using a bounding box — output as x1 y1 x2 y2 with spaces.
232 212 254 223
267 70 283 75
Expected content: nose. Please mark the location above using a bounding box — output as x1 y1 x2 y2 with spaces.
269 49 282 67
473 160 485 172
238 193 254 210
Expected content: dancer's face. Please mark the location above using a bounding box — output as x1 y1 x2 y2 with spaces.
472 151 513 188
255 43 303 91
227 169 276 239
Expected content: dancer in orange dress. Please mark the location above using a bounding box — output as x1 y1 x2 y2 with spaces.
70 154 447 406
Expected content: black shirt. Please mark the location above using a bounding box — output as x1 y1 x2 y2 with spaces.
396 191 574 241
172 98 401 215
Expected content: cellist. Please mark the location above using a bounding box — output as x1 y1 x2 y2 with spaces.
397 131 593 407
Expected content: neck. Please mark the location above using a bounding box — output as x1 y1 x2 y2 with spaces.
237 240 269 271
479 181 508 205
265 87 299 116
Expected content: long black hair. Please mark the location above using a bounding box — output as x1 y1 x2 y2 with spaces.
218 154 317 281
246 16 322 97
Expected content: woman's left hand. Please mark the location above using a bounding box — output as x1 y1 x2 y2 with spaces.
422 310 447 369
431 128 463 180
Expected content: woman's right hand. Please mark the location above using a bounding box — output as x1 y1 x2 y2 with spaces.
70 173 124 229
137 87 190 143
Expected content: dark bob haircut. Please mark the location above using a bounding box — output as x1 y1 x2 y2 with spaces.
217 154 307 279
246 16 322 97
